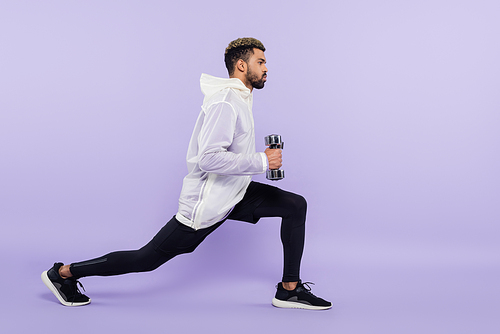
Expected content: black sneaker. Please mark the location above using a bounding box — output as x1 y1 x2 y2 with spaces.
41 262 91 306
272 280 332 310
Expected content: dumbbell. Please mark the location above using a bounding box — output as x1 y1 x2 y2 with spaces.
265 134 285 180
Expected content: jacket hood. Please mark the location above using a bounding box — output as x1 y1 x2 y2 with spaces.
200 73 251 105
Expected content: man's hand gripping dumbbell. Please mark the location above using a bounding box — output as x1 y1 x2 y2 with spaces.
264 134 285 180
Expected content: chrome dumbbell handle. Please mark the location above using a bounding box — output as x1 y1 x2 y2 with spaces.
266 169 285 180
265 134 285 181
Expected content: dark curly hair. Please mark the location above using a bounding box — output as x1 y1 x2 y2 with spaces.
224 37 266 76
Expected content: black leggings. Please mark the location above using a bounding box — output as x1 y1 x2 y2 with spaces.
70 182 306 282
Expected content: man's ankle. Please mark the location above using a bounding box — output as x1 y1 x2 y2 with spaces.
283 281 298 291
59 265 73 279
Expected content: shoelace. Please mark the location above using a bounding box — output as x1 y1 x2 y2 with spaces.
69 278 86 305
301 281 314 290
298 281 321 297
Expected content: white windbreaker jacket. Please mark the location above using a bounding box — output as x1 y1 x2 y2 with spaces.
175 74 268 230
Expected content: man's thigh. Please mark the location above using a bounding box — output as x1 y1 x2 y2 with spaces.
227 181 293 223
151 216 222 255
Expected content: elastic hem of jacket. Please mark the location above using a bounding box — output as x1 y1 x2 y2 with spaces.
259 152 268 172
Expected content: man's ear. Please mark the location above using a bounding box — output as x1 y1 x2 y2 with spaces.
236 59 246 73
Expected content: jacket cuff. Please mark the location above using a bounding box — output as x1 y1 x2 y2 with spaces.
258 152 268 173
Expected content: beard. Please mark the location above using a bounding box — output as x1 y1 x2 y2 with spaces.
246 68 266 90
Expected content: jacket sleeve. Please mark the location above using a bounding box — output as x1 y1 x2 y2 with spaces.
197 101 267 175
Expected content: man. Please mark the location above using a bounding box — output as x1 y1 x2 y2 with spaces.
41 37 332 310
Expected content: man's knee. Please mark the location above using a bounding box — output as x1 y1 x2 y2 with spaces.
298 194 307 211
291 193 307 214
282 193 307 221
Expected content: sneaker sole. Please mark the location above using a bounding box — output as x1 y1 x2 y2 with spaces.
272 297 332 310
41 271 91 307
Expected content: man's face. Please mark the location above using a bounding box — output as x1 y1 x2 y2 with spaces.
246 48 268 90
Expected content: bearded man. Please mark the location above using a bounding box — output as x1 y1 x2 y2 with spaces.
41 37 332 310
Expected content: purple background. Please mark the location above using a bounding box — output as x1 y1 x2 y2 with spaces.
1 0 499 333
